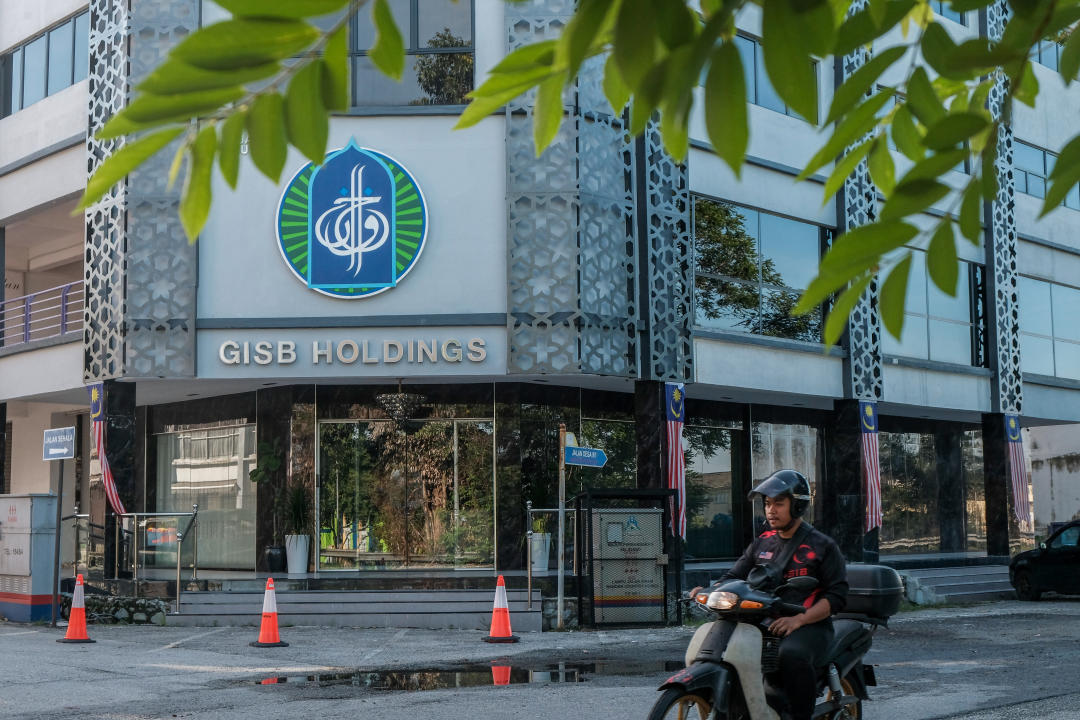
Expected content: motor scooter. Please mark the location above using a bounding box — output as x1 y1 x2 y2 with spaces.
649 571 895 720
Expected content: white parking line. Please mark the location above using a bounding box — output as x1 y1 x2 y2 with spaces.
357 628 409 663
157 627 228 650
0 630 41 637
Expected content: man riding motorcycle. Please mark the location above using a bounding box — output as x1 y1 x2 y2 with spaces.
694 469 849 720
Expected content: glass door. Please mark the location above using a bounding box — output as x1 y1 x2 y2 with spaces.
317 419 493 570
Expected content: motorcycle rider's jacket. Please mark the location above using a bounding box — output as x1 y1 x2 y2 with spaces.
721 523 849 612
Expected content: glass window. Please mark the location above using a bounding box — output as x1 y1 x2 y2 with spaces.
753 40 786 114
684 427 738 560
882 312 930 359
928 320 972 365
1018 276 1054 336
728 35 815 121
1014 142 1045 175
1054 340 1080 381
351 0 473 107
928 267 970 322
734 35 755 103
1051 284 1080 342
73 12 89 82
1033 39 1060 71
932 1 966 24
1020 333 1055 376
8 47 23 113
21 34 47 107
693 196 825 342
48 22 74 94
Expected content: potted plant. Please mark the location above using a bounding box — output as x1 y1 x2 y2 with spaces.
249 439 286 573
530 516 552 572
284 482 312 575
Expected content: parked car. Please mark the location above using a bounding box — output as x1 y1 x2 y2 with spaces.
1009 520 1080 600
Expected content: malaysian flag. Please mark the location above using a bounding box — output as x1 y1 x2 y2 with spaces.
88 383 126 515
665 382 686 540
860 401 883 533
1006 414 1031 529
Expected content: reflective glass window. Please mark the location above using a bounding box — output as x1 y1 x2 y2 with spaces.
419 0 473 47
932 1 966 24
8 48 23 112
734 35 755 103
759 213 819 291
753 41 786 114
1019 333 1055 376
1015 142 1045 174
73 12 88 82
1051 284 1080 342
21 35 47 107
1018 276 1053 336
48 22 74 94
353 0 410 48
882 313 930 359
1054 340 1080 381
928 320 972 365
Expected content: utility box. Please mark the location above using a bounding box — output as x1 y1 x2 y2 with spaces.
0 494 59 621
590 508 666 624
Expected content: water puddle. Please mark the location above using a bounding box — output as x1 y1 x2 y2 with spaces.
255 660 684 690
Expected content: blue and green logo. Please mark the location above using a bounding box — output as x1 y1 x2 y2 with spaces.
276 140 428 299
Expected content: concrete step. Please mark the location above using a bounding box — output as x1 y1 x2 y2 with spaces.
899 566 1013 605
170 588 544 630
903 566 1010 582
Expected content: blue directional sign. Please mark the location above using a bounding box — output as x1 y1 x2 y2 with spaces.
564 446 608 468
42 427 76 461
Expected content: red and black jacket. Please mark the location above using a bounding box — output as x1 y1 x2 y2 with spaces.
721 523 849 613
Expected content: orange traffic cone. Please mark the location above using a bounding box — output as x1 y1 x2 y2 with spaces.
482 575 519 643
250 578 288 647
57 574 95 644
491 666 512 686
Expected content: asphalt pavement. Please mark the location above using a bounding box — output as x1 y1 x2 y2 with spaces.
2 598 1078 719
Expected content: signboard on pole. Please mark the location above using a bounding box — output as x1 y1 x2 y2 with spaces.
564 446 608 468
42 427 76 461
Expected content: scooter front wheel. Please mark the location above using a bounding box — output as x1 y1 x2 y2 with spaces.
647 688 713 720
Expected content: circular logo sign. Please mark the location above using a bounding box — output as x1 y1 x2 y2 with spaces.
276 140 428 299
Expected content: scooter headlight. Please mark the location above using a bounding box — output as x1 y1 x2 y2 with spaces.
706 591 738 610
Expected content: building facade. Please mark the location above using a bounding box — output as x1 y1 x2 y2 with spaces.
1 0 1076 593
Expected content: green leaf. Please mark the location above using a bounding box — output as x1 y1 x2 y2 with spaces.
603 53 631 114
167 140 186 190
218 112 245 189
762 0 819 123
370 0 405 80
563 0 616 77
1015 60 1039 107
922 112 987 150
1061 23 1080 85
489 41 558 75
704 42 748 176
285 62 328 165
902 148 967 182
654 0 697 49
534 74 566 156
172 19 320 70
826 45 907 125
880 178 950 221
822 272 874 346
321 25 349 111
179 124 217 241
959 181 982 243
824 138 874 200
818 220 919 277
614 0 656 90
98 87 245 138
891 104 925 162
629 62 667 135
1049 135 1080 182
214 0 349 19
868 135 896 194
927 220 959 294
919 22 959 79
879 253 913 338
1042 166 1080 217
246 93 287 182
78 126 185 209
455 65 560 129
835 0 915 55
799 91 893 181
906 67 946 126
137 59 279 95
868 0 888 25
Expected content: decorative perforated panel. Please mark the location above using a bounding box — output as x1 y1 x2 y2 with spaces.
84 0 130 381
505 1 639 376
838 0 883 402
985 1 1022 414
84 0 198 381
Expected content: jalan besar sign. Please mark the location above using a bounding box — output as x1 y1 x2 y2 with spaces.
218 337 487 366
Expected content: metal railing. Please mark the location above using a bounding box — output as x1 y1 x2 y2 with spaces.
525 501 577 610
0 281 83 348
115 505 199 613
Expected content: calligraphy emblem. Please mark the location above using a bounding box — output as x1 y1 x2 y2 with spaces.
277 140 428 299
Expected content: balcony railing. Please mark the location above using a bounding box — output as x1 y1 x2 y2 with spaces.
0 281 83 349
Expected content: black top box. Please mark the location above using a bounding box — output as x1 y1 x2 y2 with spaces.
843 564 904 620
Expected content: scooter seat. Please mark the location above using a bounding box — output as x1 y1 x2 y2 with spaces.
820 619 871 667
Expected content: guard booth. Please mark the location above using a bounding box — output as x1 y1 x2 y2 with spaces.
574 489 682 627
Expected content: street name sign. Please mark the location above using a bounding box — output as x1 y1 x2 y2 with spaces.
564 446 608 468
42 427 76 461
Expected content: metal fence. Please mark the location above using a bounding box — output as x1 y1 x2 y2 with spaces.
0 281 83 348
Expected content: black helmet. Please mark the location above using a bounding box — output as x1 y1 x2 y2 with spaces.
748 469 812 518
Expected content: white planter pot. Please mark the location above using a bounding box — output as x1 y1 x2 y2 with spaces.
285 534 310 575
530 532 552 572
